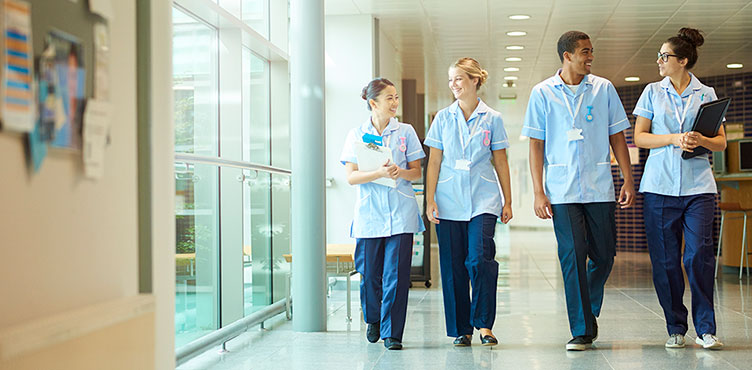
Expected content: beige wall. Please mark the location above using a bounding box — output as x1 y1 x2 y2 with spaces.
0 0 168 368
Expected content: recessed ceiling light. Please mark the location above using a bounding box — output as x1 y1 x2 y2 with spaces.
624 76 640 82
506 31 527 37
504 67 520 72
505 57 522 62
726 63 743 69
509 15 531 20
504 76 519 81
506 45 524 50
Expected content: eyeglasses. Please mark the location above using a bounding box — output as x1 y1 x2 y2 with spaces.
657 52 681 63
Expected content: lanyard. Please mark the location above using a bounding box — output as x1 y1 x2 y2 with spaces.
665 90 693 128
559 87 584 129
457 114 482 159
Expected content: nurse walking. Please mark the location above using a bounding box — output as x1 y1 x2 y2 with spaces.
340 78 426 350
425 57 513 347
522 31 635 351
633 27 726 350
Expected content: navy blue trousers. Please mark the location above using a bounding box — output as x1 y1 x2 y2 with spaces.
436 214 498 337
551 202 616 338
354 233 413 341
643 192 717 336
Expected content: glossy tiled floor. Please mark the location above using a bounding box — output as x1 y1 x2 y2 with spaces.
179 229 752 369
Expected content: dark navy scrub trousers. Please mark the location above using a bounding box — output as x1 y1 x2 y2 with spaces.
551 202 616 338
436 214 498 337
643 193 717 336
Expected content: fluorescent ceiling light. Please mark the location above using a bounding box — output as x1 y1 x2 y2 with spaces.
506 31 527 37
506 45 524 50
624 76 640 82
504 67 520 72
505 57 522 62
726 63 743 69
509 15 531 20
504 76 519 81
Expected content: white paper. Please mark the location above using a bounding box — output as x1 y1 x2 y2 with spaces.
88 0 114 21
83 100 112 179
1 0 34 132
93 23 110 100
353 141 396 188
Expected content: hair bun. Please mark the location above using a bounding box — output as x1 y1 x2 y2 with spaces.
678 27 704 47
479 69 489 84
361 86 368 100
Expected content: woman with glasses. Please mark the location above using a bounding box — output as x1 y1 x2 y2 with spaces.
424 58 513 346
633 27 727 350
340 78 425 350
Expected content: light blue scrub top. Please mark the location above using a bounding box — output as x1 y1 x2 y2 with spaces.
424 99 510 221
521 71 630 204
633 73 718 196
340 117 426 238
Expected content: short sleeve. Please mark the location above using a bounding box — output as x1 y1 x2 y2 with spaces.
339 129 358 165
489 114 509 151
404 125 426 162
521 87 546 140
424 113 444 150
606 82 630 135
633 85 654 120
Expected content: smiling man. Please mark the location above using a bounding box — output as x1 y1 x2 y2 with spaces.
521 31 635 351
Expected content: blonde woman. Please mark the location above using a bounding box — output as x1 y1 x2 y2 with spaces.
425 58 512 346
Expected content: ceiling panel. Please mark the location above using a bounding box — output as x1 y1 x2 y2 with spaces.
326 0 752 122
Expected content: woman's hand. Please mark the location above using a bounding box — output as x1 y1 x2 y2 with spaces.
534 191 552 219
501 204 513 224
385 163 400 179
682 131 706 150
426 201 440 224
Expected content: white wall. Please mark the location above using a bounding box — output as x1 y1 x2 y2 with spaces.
324 15 375 244
378 26 402 118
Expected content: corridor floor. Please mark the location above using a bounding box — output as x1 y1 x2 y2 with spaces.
179 229 752 369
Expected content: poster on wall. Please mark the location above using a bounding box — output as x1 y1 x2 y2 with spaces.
0 0 34 132
46 30 86 150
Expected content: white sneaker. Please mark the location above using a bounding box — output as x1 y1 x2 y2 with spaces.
665 334 686 348
695 334 723 349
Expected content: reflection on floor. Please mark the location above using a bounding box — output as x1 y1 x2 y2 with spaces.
179 229 752 370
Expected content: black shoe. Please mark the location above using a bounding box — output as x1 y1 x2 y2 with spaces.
384 337 403 350
566 336 593 351
479 333 498 346
453 335 472 347
366 323 380 343
592 318 599 342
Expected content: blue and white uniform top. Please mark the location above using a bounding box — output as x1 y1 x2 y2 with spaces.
633 73 718 196
521 71 630 205
424 99 509 221
340 117 426 239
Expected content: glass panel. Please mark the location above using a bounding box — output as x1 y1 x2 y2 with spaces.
271 173 291 302
242 49 271 165
173 7 219 156
243 171 272 315
174 163 220 348
241 49 273 315
242 0 269 39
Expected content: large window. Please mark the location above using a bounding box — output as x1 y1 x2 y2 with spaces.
172 0 287 351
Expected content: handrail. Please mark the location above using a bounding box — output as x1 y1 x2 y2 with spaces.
175 297 289 366
175 153 291 176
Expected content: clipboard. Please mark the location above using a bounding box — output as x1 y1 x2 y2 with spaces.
682 97 731 159
354 141 396 188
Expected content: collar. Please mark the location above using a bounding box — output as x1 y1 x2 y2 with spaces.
450 98 489 122
548 69 594 87
360 116 400 136
660 72 703 97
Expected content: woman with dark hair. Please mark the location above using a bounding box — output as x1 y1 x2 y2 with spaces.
633 27 727 349
424 58 512 346
339 78 425 350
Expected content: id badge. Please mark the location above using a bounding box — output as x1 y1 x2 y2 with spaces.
566 128 584 141
454 159 471 171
